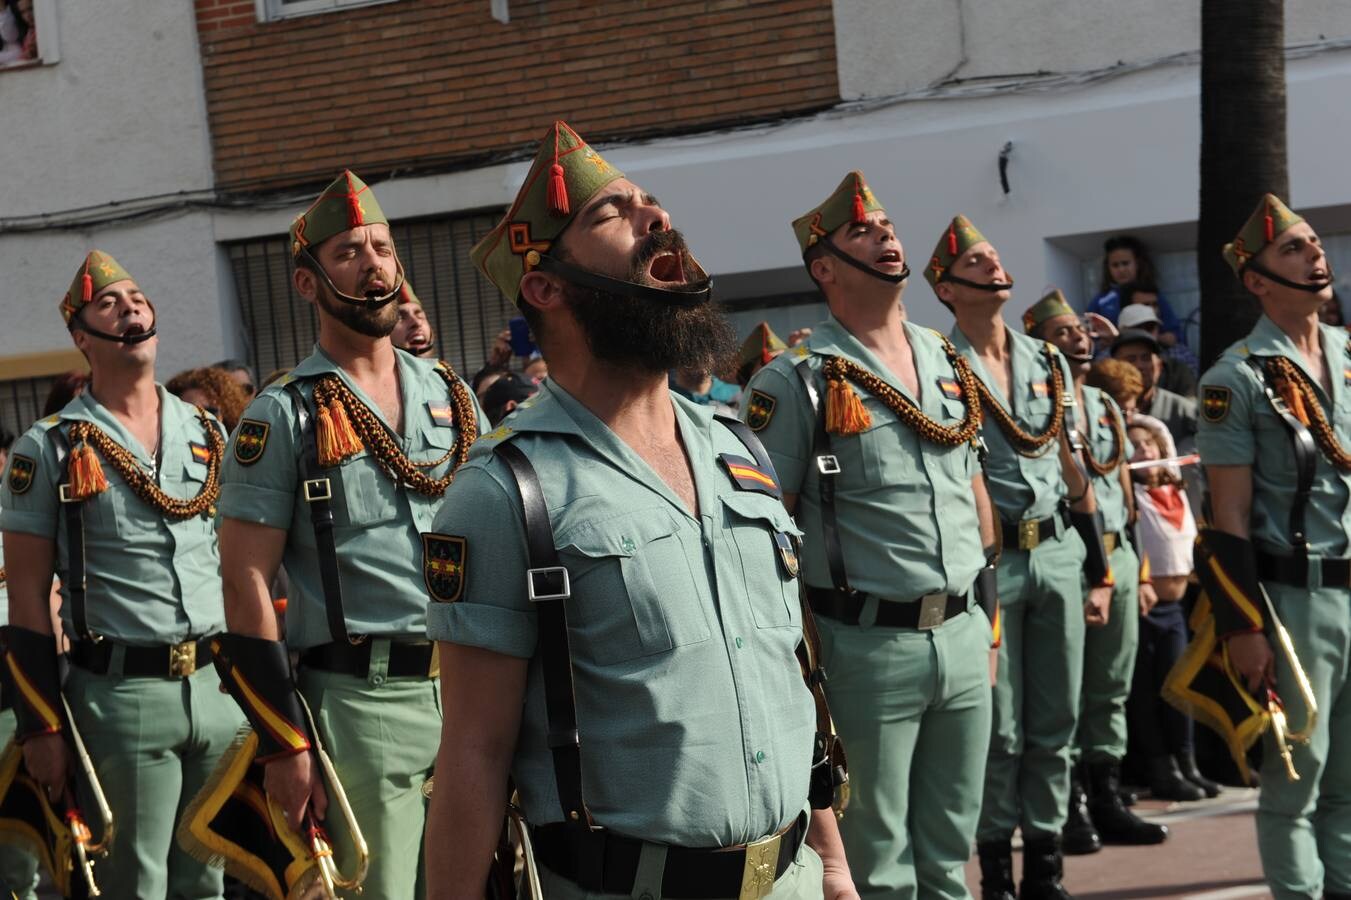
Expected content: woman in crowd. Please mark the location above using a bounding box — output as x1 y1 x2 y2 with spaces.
166 366 250 432
1087 235 1186 345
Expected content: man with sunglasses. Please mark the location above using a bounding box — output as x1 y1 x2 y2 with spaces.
212 172 486 899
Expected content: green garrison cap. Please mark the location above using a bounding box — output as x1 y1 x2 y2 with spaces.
736 321 788 381
1223 193 1305 275
791 171 885 255
398 282 420 306
1023 288 1075 334
60 250 134 324
471 121 626 302
924 215 989 288
289 170 389 259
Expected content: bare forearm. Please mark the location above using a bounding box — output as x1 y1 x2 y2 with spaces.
971 476 995 552
218 518 286 639
4 532 56 635
806 808 851 877
1059 436 1095 512
222 571 281 638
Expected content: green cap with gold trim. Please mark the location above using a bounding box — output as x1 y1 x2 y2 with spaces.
1223 193 1305 275
471 121 626 302
1023 288 1075 335
289 170 389 259
736 321 788 382
60 250 134 324
398 282 420 306
791 171 884 255
924 215 989 288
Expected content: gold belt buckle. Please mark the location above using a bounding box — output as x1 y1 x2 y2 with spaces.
739 832 782 900
1019 519 1041 551
1104 532 1118 553
917 594 948 631
169 640 197 678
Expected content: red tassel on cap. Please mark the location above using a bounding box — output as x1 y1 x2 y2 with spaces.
851 176 868 224
546 125 570 217
948 225 959 256
1264 203 1274 242
81 273 93 303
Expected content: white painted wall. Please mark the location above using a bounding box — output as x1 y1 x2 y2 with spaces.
0 0 229 379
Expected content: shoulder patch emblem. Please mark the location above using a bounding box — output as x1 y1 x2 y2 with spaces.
423 533 466 603
1202 385 1231 423
937 377 963 400
233 419 270 466
746 389 777 432
6 454 35 495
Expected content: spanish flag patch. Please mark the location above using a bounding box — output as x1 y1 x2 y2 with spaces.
719 454 781 499
427 402 454 427
189 442 210 464
937 377 963 400
1031 381 1050 399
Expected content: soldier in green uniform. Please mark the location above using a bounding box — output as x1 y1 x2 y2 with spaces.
1194 194 1351 900
1024 291 1168 852
391 282 437 358
742 171 999 899
210 171 485 900
424 121 854 900
926 219 1114 900
0 250 243 898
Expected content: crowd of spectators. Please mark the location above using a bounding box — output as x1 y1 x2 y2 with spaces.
0 0 36 65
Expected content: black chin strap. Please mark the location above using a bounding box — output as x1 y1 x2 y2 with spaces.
1243 260 1333 295
298 246 407 310
940 273 1015 292
817 237 910 285
535 253 712 307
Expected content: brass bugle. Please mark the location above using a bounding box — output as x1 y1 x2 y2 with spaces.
422 780 544 900
299 697 369 896
1260 585 1319 781
62 695 114 895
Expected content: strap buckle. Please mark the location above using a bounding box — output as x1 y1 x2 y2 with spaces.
169 640 197 677
739 832 783 900
917 594 948 631
1019 519 1041 551
816 455 841 476
302 478 332 503
526 566 571 602
58 484 79 504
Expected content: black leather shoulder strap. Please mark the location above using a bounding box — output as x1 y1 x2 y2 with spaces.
794 359 851 594
1244 357 1318 557
285 382 354 645
493 441 592 833
714 414 775 475
46 426 92 641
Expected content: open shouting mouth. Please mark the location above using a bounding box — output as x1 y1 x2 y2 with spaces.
647 251 686 284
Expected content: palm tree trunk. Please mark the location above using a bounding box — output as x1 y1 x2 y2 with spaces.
1198 0 1289 371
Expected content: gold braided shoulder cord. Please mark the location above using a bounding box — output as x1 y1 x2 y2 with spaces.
69 412 223 519
819 337 984 447
1081 399 1126 477
970 343 1067 457
311 362 478 498
1265 355 1351 471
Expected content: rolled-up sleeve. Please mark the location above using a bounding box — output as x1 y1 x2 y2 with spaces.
219 393 298 529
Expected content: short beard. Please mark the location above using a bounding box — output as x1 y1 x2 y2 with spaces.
315 280 398 338
558 230 733 374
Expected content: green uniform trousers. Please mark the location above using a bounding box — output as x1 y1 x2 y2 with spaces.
817 606 991 899
64 662 242 900
0 709 39 900
1073 543 1140 764
1257 582 1351 900
298 654 440 900
977 531 1086 843
536 835 824 900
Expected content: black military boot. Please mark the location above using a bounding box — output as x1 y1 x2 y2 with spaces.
1150 754 1206 801
1019 833 1073 900
976 839 1017 900
1063 763 1102 855
1087 760 1169 845
1177 751 1223 798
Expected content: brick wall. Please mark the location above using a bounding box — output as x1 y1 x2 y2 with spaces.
196 0 840 192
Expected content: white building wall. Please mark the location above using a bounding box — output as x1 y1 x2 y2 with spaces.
0 0 231 379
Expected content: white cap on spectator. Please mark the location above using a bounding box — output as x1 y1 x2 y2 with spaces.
1118 304 1162 330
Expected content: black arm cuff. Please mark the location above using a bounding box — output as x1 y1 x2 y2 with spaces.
0 626 65 741
211 634 312 762
1071 509 1111 585
1195 529 1266 639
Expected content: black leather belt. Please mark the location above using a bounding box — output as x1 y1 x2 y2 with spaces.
299 640 439 678
533 814 805 899
69 637 212 678
1001 507 1072 551
807 587 966 630
1258 552 1351 589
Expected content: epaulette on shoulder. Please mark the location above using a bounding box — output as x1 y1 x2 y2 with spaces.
478 424 516 444
259 371 297 396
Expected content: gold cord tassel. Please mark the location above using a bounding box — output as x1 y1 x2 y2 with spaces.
1275 376 1311 426
68 440 109 500
317 397 363 467
826 377 871 435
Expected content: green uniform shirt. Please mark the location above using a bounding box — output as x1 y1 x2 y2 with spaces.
1075 385 1134 534
950 325 1075 523
219 346 486 650
1197 315 1351 556
743 317 983 599
426 378 815 847
0 389 225 643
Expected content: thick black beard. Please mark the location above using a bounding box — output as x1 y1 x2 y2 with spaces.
316 280 398 337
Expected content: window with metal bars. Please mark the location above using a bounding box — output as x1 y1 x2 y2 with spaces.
226 208 511 383
0 374 62 440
